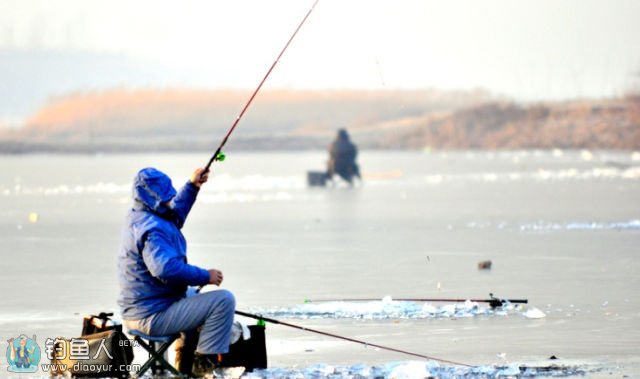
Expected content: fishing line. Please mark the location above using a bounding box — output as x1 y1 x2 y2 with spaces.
203 0 320 173
235 310 474 367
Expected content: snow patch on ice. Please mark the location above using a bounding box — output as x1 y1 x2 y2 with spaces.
243 360 591 378
466 219 640 232
251 299 531 320
523 307 547 319
519 220 640 232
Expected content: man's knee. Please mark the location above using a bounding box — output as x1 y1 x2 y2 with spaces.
219 289 235 310
205 289 235 312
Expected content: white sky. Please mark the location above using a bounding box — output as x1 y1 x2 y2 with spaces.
2 0 640 100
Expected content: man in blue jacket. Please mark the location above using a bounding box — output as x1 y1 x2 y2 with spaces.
118 167 234 377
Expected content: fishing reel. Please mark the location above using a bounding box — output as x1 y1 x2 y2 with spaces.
488 293 528 308
488 293 505 308
215 151 226 162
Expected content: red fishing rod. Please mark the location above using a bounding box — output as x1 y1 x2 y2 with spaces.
197 0 319 294
204 0 320 172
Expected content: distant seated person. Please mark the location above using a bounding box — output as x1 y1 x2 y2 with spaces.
327 128 361 185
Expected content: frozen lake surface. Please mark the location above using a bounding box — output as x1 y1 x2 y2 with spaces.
1 150 639 378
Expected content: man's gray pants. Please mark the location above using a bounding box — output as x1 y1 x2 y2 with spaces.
124 289 235 354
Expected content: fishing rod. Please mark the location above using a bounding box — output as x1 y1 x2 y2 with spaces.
235 310 473 368
203 0 320 173
196 0 318 294
304 293 528 309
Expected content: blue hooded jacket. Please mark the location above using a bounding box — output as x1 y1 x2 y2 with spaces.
117 168 210 320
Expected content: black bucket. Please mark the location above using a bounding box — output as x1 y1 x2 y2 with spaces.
307 171 328 187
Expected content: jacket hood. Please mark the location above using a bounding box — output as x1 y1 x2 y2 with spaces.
337 128 350 140
132 167 177 214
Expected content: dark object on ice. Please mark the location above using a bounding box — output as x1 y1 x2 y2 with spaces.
307 171 328 187
82 312 120 335
478 260 492 270
486 293 530 308
326 129 361 185
549 355 558 360
220 324 268 372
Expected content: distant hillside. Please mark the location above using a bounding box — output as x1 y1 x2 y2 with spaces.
0 88 487 152
377 95 640 150
0 89 638 152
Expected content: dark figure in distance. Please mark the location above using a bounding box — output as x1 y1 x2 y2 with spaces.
326 128 361 185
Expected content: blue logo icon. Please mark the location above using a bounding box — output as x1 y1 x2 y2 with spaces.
6 334 41 373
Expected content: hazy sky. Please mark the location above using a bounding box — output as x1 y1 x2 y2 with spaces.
2 0 640 118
